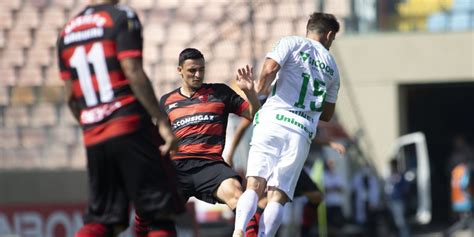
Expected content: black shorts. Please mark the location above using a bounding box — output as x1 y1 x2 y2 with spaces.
294 170 320 197
84 124 185 226
173 158 242 204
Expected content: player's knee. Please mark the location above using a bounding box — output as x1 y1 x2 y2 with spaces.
246 176 266 195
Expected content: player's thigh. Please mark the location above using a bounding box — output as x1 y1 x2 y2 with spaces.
84 143 129 225
192 161 242 204
111 128 185 219
246 123 285 180
267 131 311 200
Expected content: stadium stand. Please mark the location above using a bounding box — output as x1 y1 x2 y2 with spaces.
0 0 471 171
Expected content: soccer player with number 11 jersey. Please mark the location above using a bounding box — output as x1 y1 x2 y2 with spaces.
57 1 184 236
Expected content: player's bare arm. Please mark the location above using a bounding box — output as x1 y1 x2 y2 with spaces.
256 58 281 96
236 65 261 120
224 118 252 166
121 57 178 155
64 79 81 123
320 102 336 121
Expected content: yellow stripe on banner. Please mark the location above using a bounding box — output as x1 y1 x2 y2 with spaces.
311 159 327 237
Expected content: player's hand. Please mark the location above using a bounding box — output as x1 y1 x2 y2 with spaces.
329 141 346 155
235 65 254 92
159 134 179 156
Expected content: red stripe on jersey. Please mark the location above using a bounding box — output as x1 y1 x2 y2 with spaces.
61 11 114 36
174 123 223 139
72 71 128 98
117 50 142 60
168 102 225 122
175 143 223 157
83 114 140 146
61 40 117 67
164 92 185 105
236 101 250 118
60 71 71 80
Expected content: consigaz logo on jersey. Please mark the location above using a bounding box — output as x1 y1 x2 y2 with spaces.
173 114 217 129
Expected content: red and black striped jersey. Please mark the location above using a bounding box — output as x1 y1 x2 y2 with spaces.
160 84 249 161
57 3 148 146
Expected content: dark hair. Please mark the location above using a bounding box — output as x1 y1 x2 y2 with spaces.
178 48 204 66
306 12 340 35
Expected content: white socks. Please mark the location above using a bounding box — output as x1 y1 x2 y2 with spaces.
234 189 259 232
258 202 284 237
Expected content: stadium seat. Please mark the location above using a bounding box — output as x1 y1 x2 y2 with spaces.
0 11 13 30
42 146 70 168
143 24 166 45
10 86 36 105
18 65 43 86
30 103 57 127
34 27 58 48
0 0 22 11
2 47 25 67
0 86 9 105
20 127 47 148
205 60 231 83
8 28 33 49
59 104 77 125
129 0 155 11
270 19 294 40
50 0 77 10
0 30 5 49
4 105 30 127
16 6 40 30
0 67 17 86
42 7 67 30
201 3 225 21
155 0 178 10
3 149 39 169
167 22 193 44
44 65 63 86
143 41 159 64
0 127 20 148
48 125 79 145
213 41 237 60
254 2 274 21
28 46 53 66
38 86 64 104
70 144 86 169
276 2 299 19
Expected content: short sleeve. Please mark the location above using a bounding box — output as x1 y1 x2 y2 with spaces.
265 36 296 67
325 60 340 103
116 9 143 60
56 33 71 81
221 84 249 116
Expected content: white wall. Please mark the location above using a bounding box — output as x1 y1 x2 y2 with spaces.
332 32 474 170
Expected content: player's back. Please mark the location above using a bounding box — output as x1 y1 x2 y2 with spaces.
57 4 149 146
263 36 340 115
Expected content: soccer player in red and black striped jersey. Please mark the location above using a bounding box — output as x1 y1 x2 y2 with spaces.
160 48 260 210
57 1 184 236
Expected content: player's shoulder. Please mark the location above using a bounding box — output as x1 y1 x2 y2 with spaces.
280 35 307 45
160 88 181 104
114 4 138 19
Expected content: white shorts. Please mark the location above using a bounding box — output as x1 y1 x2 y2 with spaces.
246 122 311 200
